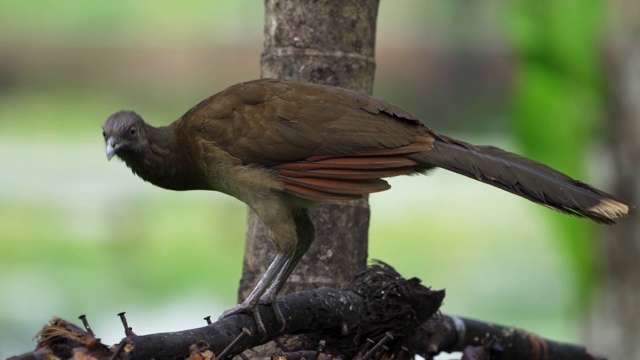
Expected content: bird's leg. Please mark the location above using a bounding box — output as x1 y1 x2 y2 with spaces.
257 209 314 330
220 201 305 334
220 251 289 314
257 244 308 332
219 251 291 335
220 208 314 334
258 208 314 305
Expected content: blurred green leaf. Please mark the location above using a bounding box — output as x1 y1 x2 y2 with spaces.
506 0 606 306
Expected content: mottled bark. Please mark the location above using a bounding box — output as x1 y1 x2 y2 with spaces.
240 0 379 314
238 2 379 357
585 1 640 357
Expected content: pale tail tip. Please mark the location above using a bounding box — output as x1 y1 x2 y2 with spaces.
588 198 633 220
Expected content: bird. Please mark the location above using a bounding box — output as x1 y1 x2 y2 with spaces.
103 78 632 330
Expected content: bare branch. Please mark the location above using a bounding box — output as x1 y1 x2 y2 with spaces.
8 263 606 360
411 315 606 360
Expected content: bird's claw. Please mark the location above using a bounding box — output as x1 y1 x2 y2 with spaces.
219 303 268 336
220 300 287 336
257 292 287 332
271 301 287 332
219 303 250 319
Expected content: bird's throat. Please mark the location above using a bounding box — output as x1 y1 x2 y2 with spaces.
120 124 206 191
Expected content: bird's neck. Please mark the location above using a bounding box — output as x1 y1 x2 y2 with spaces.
121 123 205 191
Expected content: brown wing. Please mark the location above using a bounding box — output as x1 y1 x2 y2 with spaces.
178 79 435 201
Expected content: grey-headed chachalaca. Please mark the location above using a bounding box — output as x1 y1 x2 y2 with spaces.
103 78 632 327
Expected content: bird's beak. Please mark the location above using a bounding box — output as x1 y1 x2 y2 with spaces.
106 137 118 161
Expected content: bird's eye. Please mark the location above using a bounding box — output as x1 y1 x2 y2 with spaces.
129 127 137 136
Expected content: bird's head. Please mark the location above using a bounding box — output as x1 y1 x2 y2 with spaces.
102 111 147 161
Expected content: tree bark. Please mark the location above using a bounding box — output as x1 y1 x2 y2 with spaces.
241 0 379 302
585 1 640 358
239 0 379 357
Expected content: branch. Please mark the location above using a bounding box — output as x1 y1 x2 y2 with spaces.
410 314 606 360
122 261 443 359
123 288 368 359
8 262 606 360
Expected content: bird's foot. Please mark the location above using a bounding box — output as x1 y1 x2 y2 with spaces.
219 302 252 319
257 293 287 332
220 303 268 336
219 298 287 336
258 298 286 332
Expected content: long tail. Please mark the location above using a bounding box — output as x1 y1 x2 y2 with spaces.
410 136 632 224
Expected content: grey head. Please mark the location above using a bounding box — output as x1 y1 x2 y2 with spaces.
102 111 147 161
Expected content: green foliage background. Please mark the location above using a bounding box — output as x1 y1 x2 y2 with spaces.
508 0 606 304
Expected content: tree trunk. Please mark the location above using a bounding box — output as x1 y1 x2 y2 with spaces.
585 1 640 358
239 0 380 357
